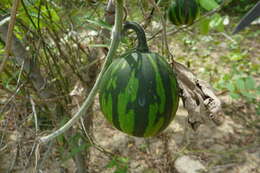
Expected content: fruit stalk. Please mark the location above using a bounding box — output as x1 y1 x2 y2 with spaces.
123 21 149 53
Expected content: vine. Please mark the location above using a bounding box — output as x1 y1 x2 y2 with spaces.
39 0 124 143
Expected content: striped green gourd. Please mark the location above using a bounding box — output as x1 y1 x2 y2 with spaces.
99 21 179 137
168 0 199 26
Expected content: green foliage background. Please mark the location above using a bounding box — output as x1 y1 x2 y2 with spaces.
0 0 259 172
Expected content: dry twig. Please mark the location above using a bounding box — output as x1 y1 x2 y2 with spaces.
0 0 20 73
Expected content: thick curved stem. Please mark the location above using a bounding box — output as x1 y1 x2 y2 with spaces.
39 0 124 144
123 21 149 53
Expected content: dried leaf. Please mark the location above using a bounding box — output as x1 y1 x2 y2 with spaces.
173 61 223 130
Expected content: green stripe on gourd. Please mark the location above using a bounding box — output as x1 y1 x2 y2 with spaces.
100 93 113 124
147 55 166 114
168 0 199 26
99 21 180 137
117 70 138 134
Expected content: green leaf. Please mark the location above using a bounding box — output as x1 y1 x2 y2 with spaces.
117 157 129 163
241 92 255 100
226 82 235 92
223 74 231 81
86 19 112 30
229 93 240 99
199 0 219 11
229 52 244 61
215 21 224 32
106 159 117 168
63 143 89 161
114 167 128 173
105 157 128 173
235 78 245 91
199 18 210 35
256 86 260 95
210 14 224 32
245 76 256 90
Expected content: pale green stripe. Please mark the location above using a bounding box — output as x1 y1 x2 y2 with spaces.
147 55 166 114
106 60 122 90
110 59 123 77
143 103 158 136
144 117 164 137
101 93 113 124
117 92 135 134
120 60 127 70
128 70 139 102
117 71 138 134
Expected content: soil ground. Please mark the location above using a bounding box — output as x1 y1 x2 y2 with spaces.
0 27 259 173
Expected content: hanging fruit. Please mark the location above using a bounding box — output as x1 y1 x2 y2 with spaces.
99 21 180 137
168 0 200 26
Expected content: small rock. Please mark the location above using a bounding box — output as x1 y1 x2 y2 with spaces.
9 130 21 142
219 42 228 49
174 155 206 173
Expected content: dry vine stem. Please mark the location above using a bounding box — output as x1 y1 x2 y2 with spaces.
39 0 124 143
0 0 222 144
0 0 20 73
0 17 56 100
